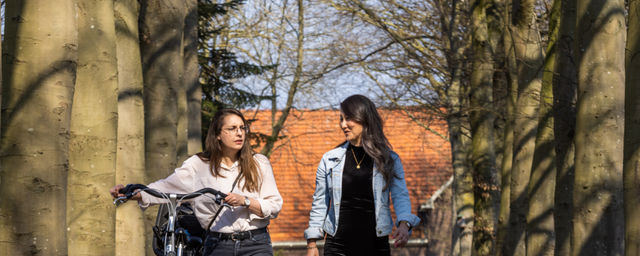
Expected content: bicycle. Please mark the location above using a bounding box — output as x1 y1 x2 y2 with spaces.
114 184 229 256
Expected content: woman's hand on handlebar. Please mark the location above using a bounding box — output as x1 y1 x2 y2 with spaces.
224 193 248 207
110 184 142 201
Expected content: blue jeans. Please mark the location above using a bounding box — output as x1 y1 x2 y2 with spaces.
202 231 273 256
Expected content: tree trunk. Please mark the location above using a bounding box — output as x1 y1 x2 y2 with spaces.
140 0 185 190
469 1 500 254
525 1 559 254
0 1 77 254
184 0 202 155
507 0 543 254
175 3 190 163
496 4 517 253
436 1 473 254
0 11 2 136
449 49 474 256
552 0 577 254
625 0 640 254
572 0 625 254
114 0 146 255
140 0 186 254
177 73 188 163
67 0 119 254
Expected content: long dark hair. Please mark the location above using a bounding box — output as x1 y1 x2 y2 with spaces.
340 95 397 190
197 109 260 192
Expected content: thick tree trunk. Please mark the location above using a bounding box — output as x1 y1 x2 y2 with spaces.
469 1 500 255
114 0 146 255
552 0 577 254
506 0 543 254
0 1 77 254
175 3 190 163
572 0 625 254
140 0 186 254
0 13 2 135
67 0 119 254
140 0 185 181
177 72 188 163
525 1 559 254
625 1 640 255
184 0 202 155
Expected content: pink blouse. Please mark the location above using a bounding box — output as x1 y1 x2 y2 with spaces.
139 154 283 233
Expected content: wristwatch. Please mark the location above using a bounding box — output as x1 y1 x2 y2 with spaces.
400 220 412 231
244 196 251 207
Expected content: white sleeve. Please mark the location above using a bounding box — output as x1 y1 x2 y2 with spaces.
248 154 283 221
138 157 198 208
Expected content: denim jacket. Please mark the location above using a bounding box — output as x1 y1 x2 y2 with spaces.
304 142 421 240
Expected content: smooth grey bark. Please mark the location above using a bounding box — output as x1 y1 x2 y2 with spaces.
572 0 625 254
184 0 202 155
114 0 146 254
469 1 500 254
506 0 544 254
625 0 640 254
0 1 77 254
140 0 186 254
552 0 576 254
67 0 119 254
496 3 517 253
525 0 559 255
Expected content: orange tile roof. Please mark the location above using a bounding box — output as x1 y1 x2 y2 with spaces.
244 109 452 242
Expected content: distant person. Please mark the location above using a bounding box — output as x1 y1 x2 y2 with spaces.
304 95 421 256
110 108 283 256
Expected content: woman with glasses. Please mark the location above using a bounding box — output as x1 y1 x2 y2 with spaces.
304 95 420 256
110 108 283 256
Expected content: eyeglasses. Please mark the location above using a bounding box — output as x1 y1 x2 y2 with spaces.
222 126 247 134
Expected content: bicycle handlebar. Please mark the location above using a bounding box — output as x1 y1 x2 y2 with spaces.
113 184 228 207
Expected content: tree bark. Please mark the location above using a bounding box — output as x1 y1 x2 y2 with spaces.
0 1 77 254
448 47 474 256
175 3 189 163
177 68 188 163
140 0 186 254
469 1 500 254
625 0 640 254
67 0 119 254
506 0 543 254
572 0 625 254
525 1 559 254
184 0 202 155
496 3 517 253
114 0 146 255
552 0 577 254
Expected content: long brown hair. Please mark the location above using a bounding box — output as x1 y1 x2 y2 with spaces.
197 109 260 192
340 95 397 190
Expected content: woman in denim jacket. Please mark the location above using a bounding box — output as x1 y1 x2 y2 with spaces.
304 95 421 256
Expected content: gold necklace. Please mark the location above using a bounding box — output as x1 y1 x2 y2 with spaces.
351 148 365 169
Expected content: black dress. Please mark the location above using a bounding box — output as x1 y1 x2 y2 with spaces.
324 144 390 256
